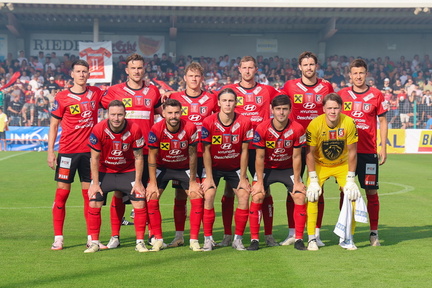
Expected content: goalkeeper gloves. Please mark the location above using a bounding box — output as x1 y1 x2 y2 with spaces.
306 171 322 202
344 171 361 201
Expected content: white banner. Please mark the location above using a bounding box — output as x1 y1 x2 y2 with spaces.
79 41 113 84
256 38 278 53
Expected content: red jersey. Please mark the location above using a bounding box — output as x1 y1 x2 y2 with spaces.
79 47 112 80
253 119 306 169
51 86 102 154
89 119 145 173
338 86 388 154
170 90 218 157
148 119 198 169
101 82 161 154
201 113 253 171
224 83 278 129
282 78 334 129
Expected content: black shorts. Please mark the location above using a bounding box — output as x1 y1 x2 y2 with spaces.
142 154 149 186
55 152 91 183
157 168 191 191
172 157 204 189
211 169 242 189
260 168 294 192
356 153 379 190
91 171 145 203
248 149 256 177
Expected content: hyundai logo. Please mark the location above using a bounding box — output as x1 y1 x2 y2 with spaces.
169 149 182 155
81 110 93 118
221 143 232 150
111 150 123 156
244 105 257 111
351 111 364 118
188 114 202 121
274 148 286 154
303 103 316 109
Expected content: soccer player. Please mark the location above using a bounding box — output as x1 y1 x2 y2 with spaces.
167 62 218 247
47 59 104 250
201 88 253 251
84 100 148 253
249 94 307 250
306 93 360 250
101 53 162 248
221 56 279 247
280 51 334 247
338 59 388 246
146 99 203 252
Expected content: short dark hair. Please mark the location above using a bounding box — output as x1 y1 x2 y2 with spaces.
323 93 343 107
126 53 145 66
271 94 291 109
108 99 125 110
163 98 182 110
71 59 89 70
298 51 317 65
349 59 368 72
217 87 237 101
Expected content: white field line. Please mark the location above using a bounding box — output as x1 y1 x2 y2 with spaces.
0 151 31 161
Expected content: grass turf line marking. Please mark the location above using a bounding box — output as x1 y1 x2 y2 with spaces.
0 151 31 161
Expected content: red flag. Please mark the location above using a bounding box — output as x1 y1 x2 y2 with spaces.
152 78 173 91
0 71 21 91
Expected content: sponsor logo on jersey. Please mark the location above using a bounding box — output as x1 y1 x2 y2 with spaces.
303 102 316 109
52 100 59 111
160 142 170 150
178 130 186 140
344 102 352 111
253 86 262 95
190 103 199 113
294 94 303 103
266 141 275 148
329 130 337 140
274 148 285 154
221 143 232 150
191 131 198 142
284 129 293 138
314 83 324 93
123 98 133 107
171 140 180 149
148 132 157 144
81 110 92 118
365 163 377 174
212 135 222 144
201 127 209 139
351 111 364 118
231 122 240 133
111 150 123 156
181 107 188 116
364 174 376 186
69 105 80 114
246 129 253 139
135 95 143 106
136 137 144 148
89 133 98 145
363 93 374 102
122 131 131 141
253 132 261 143
113 141 121 150
236 97 244 106
59 156 72 169
169 149 182 155
189 114 202 121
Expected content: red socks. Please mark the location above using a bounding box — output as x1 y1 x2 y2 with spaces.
367 193 380 230
189 198 203 239
203 208 215 237
221 195 234 235
110 196 125 237
294 204 307 239
174 198 187 232
147 199 162 239
234 208 249 236
262 196 274 235
133 207 147 240
52 188 70 236
81 189 90 234
249 202 262 239
88 207 101 241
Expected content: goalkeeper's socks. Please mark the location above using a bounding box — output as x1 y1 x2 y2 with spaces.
286 194 295 230
367 194 380 230
221 195 235 235
262 196 274 235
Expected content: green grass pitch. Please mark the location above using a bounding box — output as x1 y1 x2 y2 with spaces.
0 152 431 287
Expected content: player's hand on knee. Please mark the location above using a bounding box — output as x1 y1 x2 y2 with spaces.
344 172 360 201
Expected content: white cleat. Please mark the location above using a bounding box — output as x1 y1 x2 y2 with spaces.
106 236 120 249
307 239 319 251
51 239 63 251
280 236 296 246
150 239 167 252
202 239 216 252
232 239 246 251
189 240 203 252
339 238 357 250
84 242 100 253
135 241 149 252
370 232 381 246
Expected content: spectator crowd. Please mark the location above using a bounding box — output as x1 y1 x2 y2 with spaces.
1 51 432 129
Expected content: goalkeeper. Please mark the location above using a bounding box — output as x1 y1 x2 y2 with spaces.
305 93 359 251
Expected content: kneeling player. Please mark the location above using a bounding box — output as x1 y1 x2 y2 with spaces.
85 100 148 253
250 95 307 250
146 99 204 252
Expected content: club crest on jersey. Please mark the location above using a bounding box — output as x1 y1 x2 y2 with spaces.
122 143 130 151
144 99 151 108
231 135 239 144
338 128 345 137
344 102 352 111
69 105 80 114
89 134 98 145
200 106 208 115
160 142 170 150
123 98 133 107
294 94 303 103
363 103 372 113
180 141 187 149
322 140 344 160
316 95 323 104
255 96 263 104
284 140 293 148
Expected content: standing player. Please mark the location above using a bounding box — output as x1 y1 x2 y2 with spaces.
100 53 162 249
146 99 203 252
201 88 253 251
249 95 307 250
338 59 388 246
306 93 360 250
84 100 148 253
47 59 104 250
280 51 334 246
167 62 218 247
221 56 279 247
